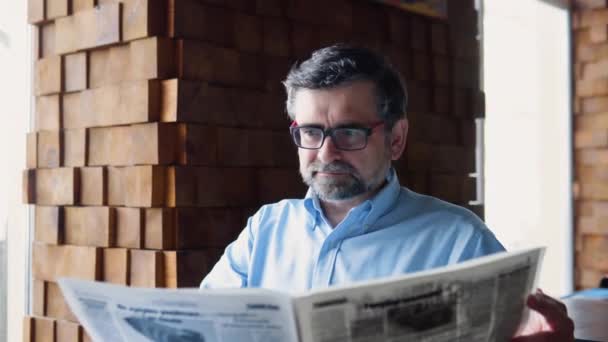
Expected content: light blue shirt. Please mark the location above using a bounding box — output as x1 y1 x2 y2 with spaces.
200 169 505 292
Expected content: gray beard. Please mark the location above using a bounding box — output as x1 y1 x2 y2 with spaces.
301 161 381 201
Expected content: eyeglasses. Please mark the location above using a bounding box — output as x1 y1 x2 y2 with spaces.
289 121 385 151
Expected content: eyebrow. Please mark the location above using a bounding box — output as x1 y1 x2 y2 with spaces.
296 122 369 129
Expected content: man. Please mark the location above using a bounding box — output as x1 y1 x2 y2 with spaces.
201 45 573 340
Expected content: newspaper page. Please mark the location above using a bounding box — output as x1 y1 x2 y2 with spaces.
58 279 300 342
293 248 544 342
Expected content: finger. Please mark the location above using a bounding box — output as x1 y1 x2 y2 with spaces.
511 331 553 342
531 289 568 314
526 292 574 335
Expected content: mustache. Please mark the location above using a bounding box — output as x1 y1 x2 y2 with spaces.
309 161 357 174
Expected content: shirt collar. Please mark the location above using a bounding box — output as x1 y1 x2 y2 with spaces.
303 168 402 231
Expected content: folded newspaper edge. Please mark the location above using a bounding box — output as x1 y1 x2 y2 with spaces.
59 247 544 342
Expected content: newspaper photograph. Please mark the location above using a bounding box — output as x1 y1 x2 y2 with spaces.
58 279 299 342
292 248 543 342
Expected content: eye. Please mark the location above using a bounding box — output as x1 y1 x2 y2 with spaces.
300 127 322 138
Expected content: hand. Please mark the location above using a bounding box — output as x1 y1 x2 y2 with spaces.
512 288 574 342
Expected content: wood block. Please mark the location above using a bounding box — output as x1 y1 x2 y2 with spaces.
576 112 608 130
169 0 234 46
115 207 143 248
217 128 274 166
35 55 62 96
575 0 608 10
47 281 77 322
576 78 608 97
35 168 79 205
23 316 34 342
431 22 448 55
64 206 115 247
579 234 608 271
88 47 115 87
174 207 243 249
124 166 167 207
80 167 106 205
33 243 101 282
87 126 130 165
55 3 121 54
410 15 429 51
40 22 56 58
28 0 45 23
89 123 177 166
64 52 87 92
257 168 304 204
102 248 129 285
65 80 161 129
429 174 469 204
129 37 175 81
23 169 36 204
165 166 198 207
387 11 410 47
197 167 256 207
35 206 64 244
33 279 47 316
26 132 37 169
129 249 163 288
34 316 55 342
432 145 474 173
144 208 175 249
262 17 290 57
256 0 285 17
63 128 87 167
578 148 608 165
583 59 608 80
176 124 217 165
121 0 166 41
37 130 62 168
47 0 70 20
177 40 240 85
160 79 236 125
582 96 608 114
35 95 61 131
164 250 211 288
56 320 82 342
72 0 95 12
590 24 608 43
129 122 178 165
90 38 175 88
234 13 262 53
575 130 608 148
107 167 125 206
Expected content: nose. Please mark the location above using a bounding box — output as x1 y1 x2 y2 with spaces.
316 135 342 163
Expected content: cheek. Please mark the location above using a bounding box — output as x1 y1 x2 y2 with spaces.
298 149 316 166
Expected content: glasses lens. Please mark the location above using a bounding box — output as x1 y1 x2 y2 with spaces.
333 128 367 150
294 127 323 148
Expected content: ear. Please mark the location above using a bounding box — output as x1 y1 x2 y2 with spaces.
389 118 408 160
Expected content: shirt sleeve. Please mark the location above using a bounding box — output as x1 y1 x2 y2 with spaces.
199 214 256 289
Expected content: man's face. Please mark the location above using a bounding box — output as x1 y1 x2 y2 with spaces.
292 80 405 202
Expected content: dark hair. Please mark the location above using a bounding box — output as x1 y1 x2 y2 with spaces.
283 44 408 128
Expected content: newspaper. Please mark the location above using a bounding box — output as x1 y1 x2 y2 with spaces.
58 247 544 342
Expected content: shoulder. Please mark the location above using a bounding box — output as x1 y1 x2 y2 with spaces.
248 198 311 233
396 187 485 227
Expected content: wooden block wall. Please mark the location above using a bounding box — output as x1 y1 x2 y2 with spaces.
572 0 608 290
25 0 482 339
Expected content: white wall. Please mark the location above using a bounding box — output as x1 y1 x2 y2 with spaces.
0 2 32 341
483 0 573 296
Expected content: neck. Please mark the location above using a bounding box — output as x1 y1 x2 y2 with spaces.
320 181 386 227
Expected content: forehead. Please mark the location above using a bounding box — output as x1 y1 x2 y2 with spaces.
292 80 378 124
